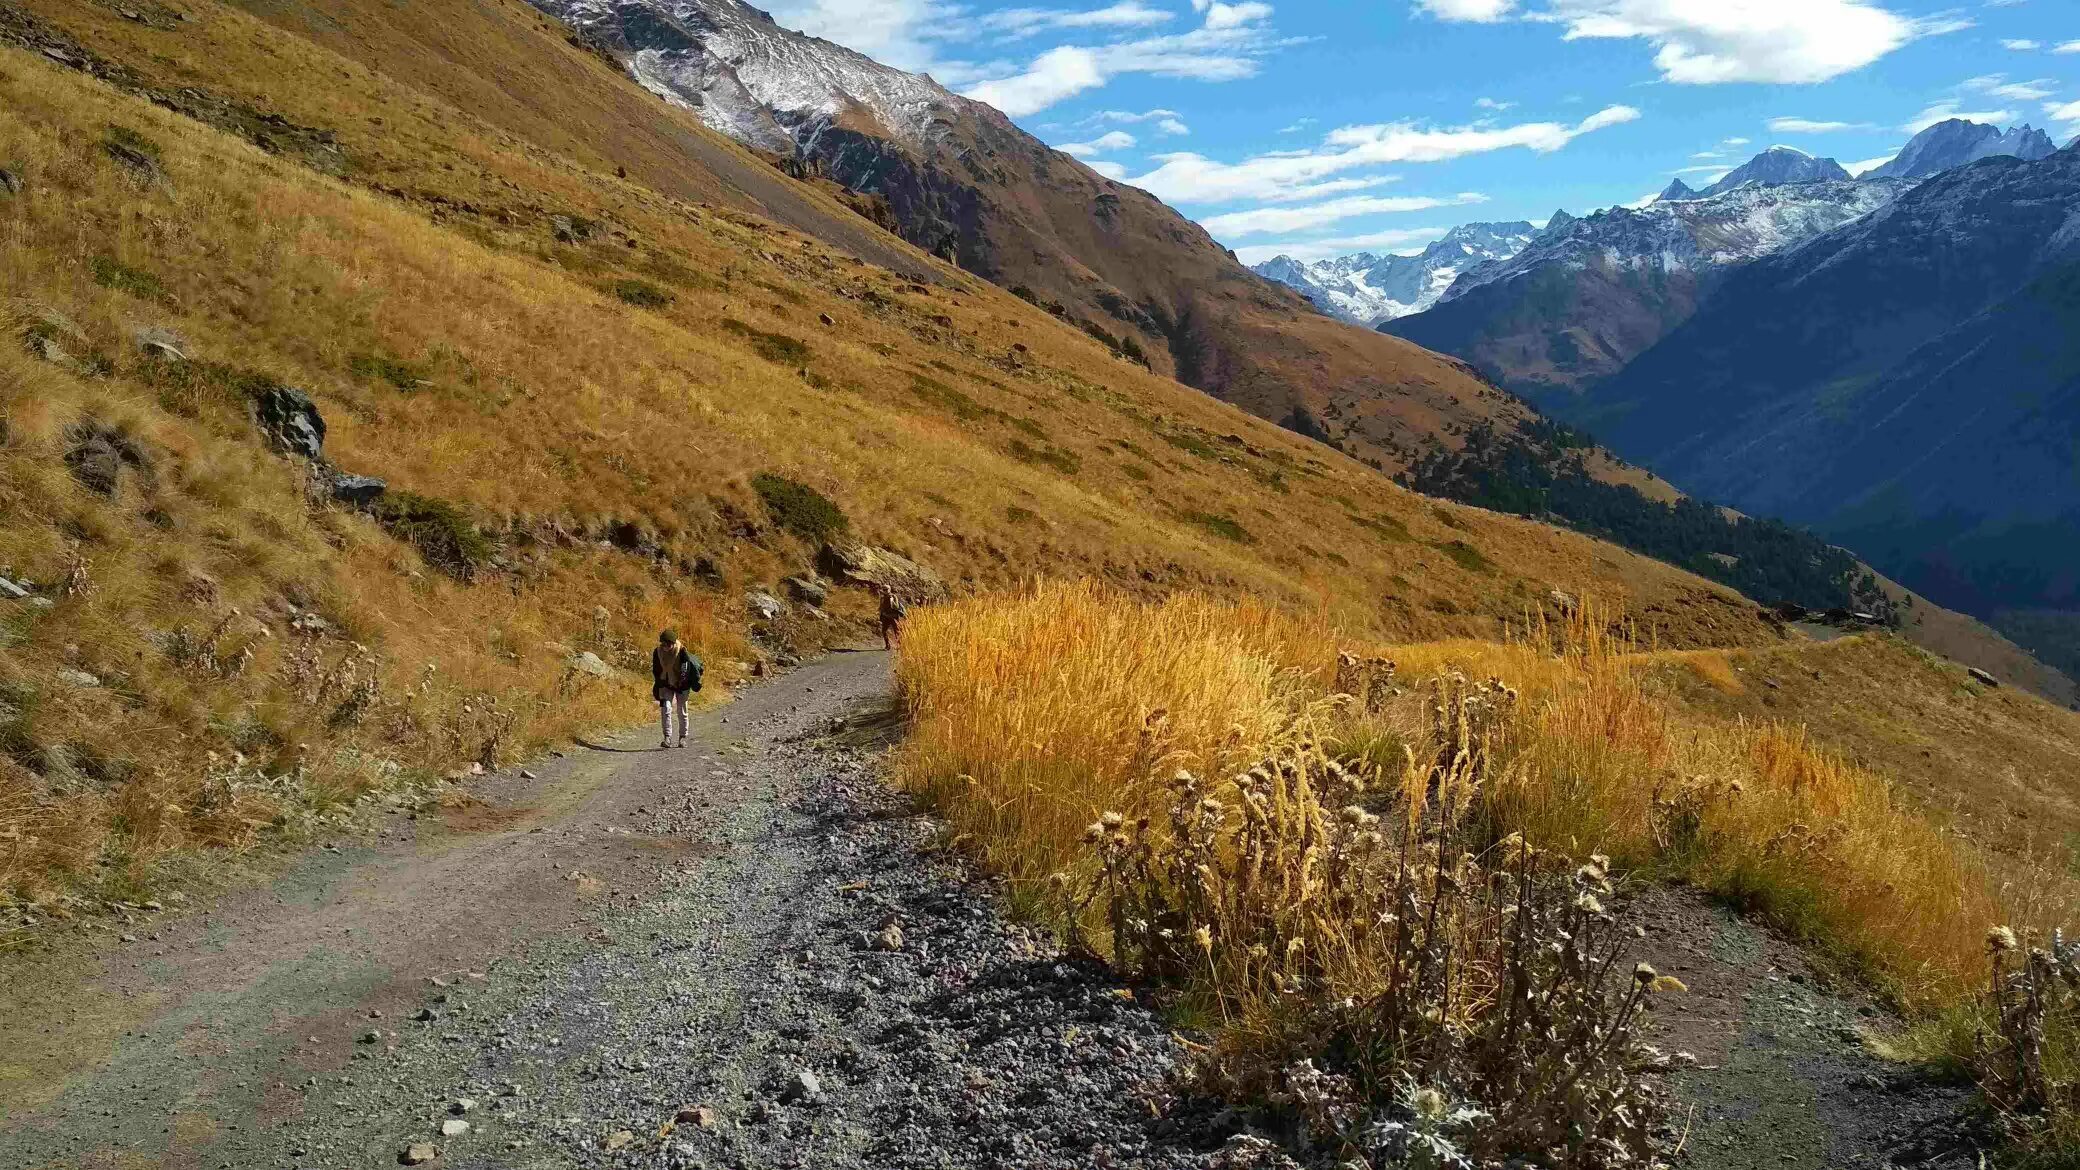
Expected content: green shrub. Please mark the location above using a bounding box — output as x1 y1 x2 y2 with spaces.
140 359 276 420
1006 440 1081 475
370 490 493 578
89 256 167 302
751 473 849 543
721 318 811 366
1183 511 1253 544
1350 512 1414 543
1436 539 1494 574
102 125 162 164
907 374 988 421
348 352 430 392
612 279 675 309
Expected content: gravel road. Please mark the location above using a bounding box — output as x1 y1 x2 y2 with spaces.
0 649 1991 1170
0 650 1225 1169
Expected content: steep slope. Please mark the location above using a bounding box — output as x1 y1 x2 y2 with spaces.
1249 221 1539 325
1383 179 1902 401
1699 145 1850 196
1579 146 2080 676
1865 119 2059 181
1 18 1807 903
523 0 1551 474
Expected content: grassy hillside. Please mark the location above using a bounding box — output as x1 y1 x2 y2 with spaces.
0 35 1788 910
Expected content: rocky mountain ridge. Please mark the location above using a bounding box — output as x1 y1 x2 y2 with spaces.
1247 221 1539 326
1577 143 2080 675
1380 178 1902 399
522 0 1616 492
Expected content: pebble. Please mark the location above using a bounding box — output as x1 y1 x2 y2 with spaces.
400 1142 437 1165
440 1119 470 1137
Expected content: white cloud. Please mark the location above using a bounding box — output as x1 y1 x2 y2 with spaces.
2057 41 2080 54
1088 160 1130 180
1278 117 1316 133
961 0 1281 116
1724 136 1752 145
1124 105 1639 204
1089 108 1194 134
1963 74 2056 101
1671 163 1730 173
1902 101 2015 132
1767 116 1871 132
1416 0 1519 21
1531 0 1944 85
966 46 1108 114
1475 96 1518 111
1204 1 1274 30
1202 191 1490 236
2001 39 2040 50
1233 226 1453 265
1689 150 1722 158
2046 99 2080 128
983 2 1173 38
1846 152 1898 175
1058 129 1138 155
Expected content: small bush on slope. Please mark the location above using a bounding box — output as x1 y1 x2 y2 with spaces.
893 582 2080 1159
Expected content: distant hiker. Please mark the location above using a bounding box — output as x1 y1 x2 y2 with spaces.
877 587 908 651
652 630 703 749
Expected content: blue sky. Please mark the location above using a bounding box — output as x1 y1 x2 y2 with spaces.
763 1 2080 264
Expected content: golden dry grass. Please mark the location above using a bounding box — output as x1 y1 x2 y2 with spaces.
0 39 1787 907
894 582 2077 1013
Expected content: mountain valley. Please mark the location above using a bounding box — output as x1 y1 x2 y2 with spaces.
3 1 2080 1165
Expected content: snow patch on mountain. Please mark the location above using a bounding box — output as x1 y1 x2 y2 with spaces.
539 0 973 154
1250 221 1539 324
1440 179 1905 303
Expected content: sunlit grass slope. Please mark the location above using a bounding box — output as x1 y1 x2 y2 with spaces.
0 43 1775 908
895 582 2080 1150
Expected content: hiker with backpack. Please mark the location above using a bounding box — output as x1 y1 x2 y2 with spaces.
878 586 908 651
652 630 703 749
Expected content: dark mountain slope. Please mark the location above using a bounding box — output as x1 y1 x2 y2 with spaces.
526 0 1570 475
1382 179 1899 403
1580 147 2080 672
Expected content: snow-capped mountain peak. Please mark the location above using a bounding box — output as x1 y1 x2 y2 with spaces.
1699 146 1852 197
539 0 975 155
1436 177 1904 305
1250 220 1538 325
1863 119 2060 181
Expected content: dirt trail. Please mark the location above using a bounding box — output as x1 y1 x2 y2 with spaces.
0 651 1223 1169
0 650 1990 1169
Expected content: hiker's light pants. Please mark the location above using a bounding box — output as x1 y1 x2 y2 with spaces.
658 691 688 742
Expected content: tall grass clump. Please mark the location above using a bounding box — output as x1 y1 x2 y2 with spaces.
894 583 2079 1160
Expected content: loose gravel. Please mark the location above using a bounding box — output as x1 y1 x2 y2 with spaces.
238 661 1233 1169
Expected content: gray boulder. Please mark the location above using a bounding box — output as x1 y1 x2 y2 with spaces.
328 472 387 506
782 575 827 606
745 591 786 622
63 424 149 496
0 169 20 196
251 383 325 460
566 651 613 679
0 576 30 600
133 325 187 362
